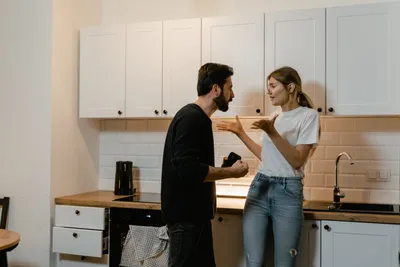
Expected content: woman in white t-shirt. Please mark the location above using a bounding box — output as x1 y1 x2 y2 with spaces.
217 66 320 267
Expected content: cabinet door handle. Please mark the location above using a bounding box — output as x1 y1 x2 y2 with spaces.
75 210 80 216
163 110 168 115
118 110 122 115
256 108 261 114
324 225 331 231
312 223 319 229
154 110 159 115
328 107 334 112
218 217 223 222
73 232 78 238
317 107 322 112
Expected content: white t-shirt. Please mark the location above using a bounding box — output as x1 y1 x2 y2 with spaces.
258 106 320 178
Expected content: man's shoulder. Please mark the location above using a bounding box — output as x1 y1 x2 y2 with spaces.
173 103 206 122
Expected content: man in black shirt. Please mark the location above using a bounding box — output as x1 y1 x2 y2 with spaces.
161 63 249 267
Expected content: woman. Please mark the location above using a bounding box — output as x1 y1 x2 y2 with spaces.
217 66 320 267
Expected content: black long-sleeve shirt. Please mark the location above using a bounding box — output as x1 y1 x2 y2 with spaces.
161 103 216 223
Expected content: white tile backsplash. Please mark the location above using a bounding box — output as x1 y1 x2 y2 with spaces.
99 117 400 204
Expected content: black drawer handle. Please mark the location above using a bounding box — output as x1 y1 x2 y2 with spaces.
75 210 80 216
73 232 78 238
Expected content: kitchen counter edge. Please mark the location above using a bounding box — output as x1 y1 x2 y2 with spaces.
54 190 400 224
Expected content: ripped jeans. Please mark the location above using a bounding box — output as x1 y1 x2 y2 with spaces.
243 173 304 267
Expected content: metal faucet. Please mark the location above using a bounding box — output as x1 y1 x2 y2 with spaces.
333 152 354 206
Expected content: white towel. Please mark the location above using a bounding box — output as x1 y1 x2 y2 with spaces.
120 225 169 267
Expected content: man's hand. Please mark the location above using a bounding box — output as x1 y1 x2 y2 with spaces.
230 160 249 178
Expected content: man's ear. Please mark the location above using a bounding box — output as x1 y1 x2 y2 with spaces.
212 84 220 96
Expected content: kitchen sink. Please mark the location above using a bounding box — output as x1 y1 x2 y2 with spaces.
339 202 395 213
303 201 400 215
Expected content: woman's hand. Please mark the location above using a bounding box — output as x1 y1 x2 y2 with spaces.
216 115 244 136
251 114 279 135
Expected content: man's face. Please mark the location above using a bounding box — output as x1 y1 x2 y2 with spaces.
213 77 234 112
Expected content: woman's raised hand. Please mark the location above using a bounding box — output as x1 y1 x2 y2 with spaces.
216 115 244 136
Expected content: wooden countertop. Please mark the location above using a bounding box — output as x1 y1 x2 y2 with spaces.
55 190 400 224
0 229 20 251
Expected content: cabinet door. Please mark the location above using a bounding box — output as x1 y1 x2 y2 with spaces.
321 221 400 267
265 9 325 115
162 18 201 117
202 14 264 117
296 220 321 267
326 2 400 115
79 25 126 118
126 21 163 117
212 214 245 267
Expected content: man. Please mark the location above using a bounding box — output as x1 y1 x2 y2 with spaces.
161 62 249 267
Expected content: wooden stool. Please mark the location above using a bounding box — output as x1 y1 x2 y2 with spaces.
0 229 20 267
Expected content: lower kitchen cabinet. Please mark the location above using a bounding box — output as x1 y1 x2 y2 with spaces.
51 204 400 267
321 220 400 267
211 216 400 267
297 220 321 267
211 215 321 267
212 214 246 267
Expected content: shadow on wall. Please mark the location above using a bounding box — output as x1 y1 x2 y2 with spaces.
304 114 400 204
302 80 324 113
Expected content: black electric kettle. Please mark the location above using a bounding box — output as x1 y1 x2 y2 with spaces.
114 161 134 195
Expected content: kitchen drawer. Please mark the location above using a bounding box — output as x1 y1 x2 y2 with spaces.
55 205 107 230
52 226 108 258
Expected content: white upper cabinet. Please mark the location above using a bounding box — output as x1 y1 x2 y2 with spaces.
78 2 400 118
125 21 163 117
79 25 126 118
162 18 201 117
326 2 400 115
265 8 326 115
202 14 265 117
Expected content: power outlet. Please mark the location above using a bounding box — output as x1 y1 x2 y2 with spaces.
378 170 391 181
366 169 391 181
366 170 378 180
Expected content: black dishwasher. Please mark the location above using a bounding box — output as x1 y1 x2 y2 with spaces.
109 207 164 267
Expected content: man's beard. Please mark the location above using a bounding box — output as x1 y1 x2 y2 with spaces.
213 93 232 112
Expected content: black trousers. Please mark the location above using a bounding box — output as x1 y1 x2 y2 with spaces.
167 220 216 267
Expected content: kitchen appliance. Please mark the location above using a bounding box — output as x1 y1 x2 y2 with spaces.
113 193 161 203
114 161 135 195
109 194 163 267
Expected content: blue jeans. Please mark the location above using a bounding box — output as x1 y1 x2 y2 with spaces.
243 173 304 267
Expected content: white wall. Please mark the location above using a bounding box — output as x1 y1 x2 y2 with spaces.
51 0 102 266
51 0 101 213
101 0 397 24
0 0 102 266
0 0 53 266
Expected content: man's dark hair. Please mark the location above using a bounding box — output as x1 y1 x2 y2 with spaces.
197 63 234 96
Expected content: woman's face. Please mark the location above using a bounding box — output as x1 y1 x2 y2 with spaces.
267 77 290 106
